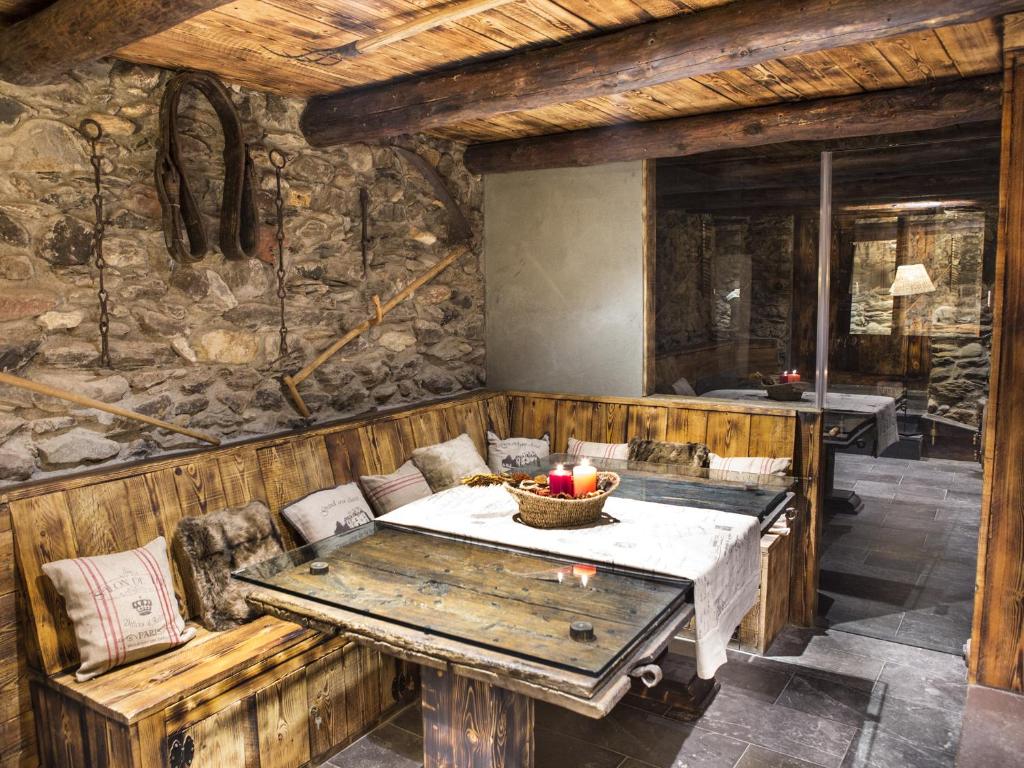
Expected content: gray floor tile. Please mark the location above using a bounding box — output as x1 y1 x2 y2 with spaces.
327 723 423 768
777 674 961 755
957 686 1024 768
536 702 747 768
841 726 955 768
893 612 969 656
873 662 968 711
537 730 630 768
896 480 948 498
698 686 856 768
733 745 823 768
759 628 883 692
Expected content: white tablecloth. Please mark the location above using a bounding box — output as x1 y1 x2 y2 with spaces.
380 485 761 679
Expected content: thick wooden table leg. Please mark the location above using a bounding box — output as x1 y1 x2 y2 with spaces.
421 666 534 768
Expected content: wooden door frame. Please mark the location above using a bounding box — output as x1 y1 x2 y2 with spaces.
970 14 1024 692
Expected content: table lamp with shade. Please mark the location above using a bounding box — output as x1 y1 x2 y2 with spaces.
890 263 936 404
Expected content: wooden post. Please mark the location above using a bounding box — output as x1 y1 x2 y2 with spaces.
421 667 533 768
970 13 1024 691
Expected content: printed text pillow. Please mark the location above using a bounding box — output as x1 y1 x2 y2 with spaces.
487 431 550 473
42 536 195 681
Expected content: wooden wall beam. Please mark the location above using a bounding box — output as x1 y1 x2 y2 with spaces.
464 76 1003 174
970 13 1024 692
300 0 1020 147
0 0 233 85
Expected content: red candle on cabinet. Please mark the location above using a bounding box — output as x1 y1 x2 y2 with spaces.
549 464 573 495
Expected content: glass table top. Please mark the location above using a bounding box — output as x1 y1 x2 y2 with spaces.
516 453 795 527
233 522 693 678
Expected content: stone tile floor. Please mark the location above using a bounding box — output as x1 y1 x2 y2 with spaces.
321 626 974 768
821 454 982 655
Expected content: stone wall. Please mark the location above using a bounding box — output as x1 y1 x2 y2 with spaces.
0 60 484 486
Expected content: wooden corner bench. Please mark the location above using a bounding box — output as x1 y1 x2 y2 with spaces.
3 388 815 767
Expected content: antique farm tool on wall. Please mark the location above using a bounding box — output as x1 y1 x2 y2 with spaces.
283 243 470 417
269 147 290 357
155 70 260 263
80 118 112 369
275 0 517 64
391 146 471 245
0 371 220 446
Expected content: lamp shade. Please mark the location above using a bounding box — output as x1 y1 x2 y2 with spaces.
889 264 936 296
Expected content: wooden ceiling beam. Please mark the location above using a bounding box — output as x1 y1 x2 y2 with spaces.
0 0 234 85
299 0 1021 146
659 172 1000 212
464 75 1003 174
657 145 1003 195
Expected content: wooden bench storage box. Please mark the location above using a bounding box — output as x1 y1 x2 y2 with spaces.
2 389 816 767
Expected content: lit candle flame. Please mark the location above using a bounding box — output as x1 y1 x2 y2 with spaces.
556 571 564 583
580 573 589 588
555 463 565 471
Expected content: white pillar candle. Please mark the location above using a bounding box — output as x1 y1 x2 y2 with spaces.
572 458 598 496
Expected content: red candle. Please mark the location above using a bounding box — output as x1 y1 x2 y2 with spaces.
789 370 801 382
549 464 573 495
780 371 791 383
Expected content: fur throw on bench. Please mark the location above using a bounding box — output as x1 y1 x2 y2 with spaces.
628 437 710 468
174 501 285 631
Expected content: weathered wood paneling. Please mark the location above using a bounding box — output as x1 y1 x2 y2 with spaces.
971 27 1024 692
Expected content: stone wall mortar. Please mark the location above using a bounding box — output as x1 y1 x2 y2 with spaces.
0 60 484 485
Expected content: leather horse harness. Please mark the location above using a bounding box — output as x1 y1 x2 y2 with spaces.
155 71 260 263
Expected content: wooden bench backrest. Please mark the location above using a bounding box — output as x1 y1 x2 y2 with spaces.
506 392 799 459
7 391 508 676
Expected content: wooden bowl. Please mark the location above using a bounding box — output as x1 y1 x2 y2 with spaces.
765 382 810 402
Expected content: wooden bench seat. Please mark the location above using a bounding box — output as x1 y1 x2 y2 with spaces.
40 616 318 725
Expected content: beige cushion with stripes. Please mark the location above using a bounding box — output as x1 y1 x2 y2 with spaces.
41 536 195 682
708 454 792 482
360 460 433 515
567 436 629 461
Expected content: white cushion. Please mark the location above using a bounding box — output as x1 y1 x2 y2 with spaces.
567 436 629 461
486 431 550 473
361 460 433 515
282 483 374 543
41 537 195 682
708 453 792 482
411 433 490 491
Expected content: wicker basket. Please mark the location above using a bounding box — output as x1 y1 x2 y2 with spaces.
507 472 620 529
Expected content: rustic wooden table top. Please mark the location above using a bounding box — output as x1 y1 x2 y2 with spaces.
236 524 692 680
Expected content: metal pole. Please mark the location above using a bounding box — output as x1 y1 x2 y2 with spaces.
815 151 833 411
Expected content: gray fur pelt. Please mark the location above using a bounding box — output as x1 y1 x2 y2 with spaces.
628 438 711 468
173 500 285 631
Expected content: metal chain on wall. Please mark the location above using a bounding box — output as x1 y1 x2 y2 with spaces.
270 148 289 357
80 118 112 368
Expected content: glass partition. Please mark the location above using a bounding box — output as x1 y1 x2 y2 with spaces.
653 147 822 408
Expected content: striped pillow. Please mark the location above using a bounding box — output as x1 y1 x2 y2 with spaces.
708 454 792 482
41 536 195 682
360 460 433 515
567 436 629 461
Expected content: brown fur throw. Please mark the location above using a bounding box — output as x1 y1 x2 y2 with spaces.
628 438 711 468
173 500 285 631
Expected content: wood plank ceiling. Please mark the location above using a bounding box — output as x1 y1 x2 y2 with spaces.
0 0 1005 143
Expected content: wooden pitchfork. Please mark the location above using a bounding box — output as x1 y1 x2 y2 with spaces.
283 244 469 417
